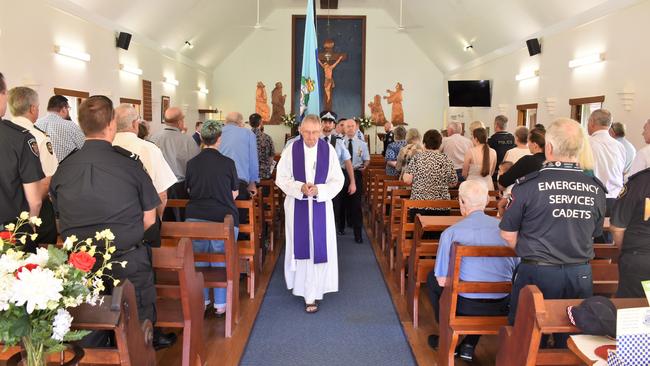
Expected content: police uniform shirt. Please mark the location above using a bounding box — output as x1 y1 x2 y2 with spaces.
610 169 650 254
382 130 394 156
500 162 607 264
50 140 160 250
343 136 370 169
488 131 515 168
0 120 45 223
13 116 58 177
113 132 177 194
322 134 351 168
185 148 240 225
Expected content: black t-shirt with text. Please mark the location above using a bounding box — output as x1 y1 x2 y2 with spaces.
500 162 607 264
488 131 515 170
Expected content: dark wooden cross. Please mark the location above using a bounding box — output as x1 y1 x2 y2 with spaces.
318 38 348 64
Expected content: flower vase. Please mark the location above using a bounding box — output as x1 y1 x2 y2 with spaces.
21 337 45 366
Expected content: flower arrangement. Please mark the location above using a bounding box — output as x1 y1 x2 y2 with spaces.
0 212 124 366
354 116 374 130
281 113 297 128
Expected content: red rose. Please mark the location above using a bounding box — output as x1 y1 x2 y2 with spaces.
0 231 14 243
14 263 39 278
69 251 96 272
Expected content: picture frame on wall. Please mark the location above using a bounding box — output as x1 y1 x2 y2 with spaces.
161 95 170 123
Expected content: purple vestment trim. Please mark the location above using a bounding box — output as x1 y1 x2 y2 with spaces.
292 138 329 264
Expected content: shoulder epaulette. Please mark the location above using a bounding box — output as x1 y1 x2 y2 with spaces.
33 125 48 136
590 175 607 193
626 167 650 182
514 170 540 186
113 145 141 162
2 119 30 134
58 148 78 164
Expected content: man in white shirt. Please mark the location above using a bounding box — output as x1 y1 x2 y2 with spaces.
441 121 473 183
588 109 626 211
113 104 177 219
609 122 636 176
628 119 650 176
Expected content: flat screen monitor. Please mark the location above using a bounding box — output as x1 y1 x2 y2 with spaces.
448 80 491 107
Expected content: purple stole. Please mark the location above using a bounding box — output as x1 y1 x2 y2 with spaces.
292 138 329 264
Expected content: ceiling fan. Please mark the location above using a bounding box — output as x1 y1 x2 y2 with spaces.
381 0 422 32
240 0 275 31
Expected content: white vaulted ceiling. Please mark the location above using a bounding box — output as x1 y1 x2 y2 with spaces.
52 0 644 73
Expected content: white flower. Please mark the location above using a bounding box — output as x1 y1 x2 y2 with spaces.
4 223 15 231
0 274 16 311
0 249 24 274
24 247 49 267
11 267 63 314
19 212 29 220
29 217 42 227
51 308 73 341
63 296 83 307
62 236 77 251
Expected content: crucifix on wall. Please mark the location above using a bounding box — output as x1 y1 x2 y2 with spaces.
318 39 347 111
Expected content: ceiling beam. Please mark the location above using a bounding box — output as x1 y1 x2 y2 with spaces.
320 0 338 9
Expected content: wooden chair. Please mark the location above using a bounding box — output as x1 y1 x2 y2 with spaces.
375 180 410 245
496 285 647 366
152 240 206 366
362 169 384 227
160 216 239 338
438 243 517 366
369 173 392 239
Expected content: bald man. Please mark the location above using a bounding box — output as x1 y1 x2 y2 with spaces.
149 106 200 220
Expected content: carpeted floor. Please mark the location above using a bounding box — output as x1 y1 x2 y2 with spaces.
240 233 416 366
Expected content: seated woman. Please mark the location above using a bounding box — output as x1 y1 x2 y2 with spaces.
462 127 496 190
185 120 240 317
385 126 407 176
403 129 457 219
396 128 424 179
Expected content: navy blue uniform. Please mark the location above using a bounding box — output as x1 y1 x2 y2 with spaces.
500 162 606 332
610 168 650 298
51 140 160 323
488 131 515 179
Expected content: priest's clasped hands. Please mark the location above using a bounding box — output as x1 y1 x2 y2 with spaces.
301 182 319 197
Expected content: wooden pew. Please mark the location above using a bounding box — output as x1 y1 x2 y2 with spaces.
438 243 517 366
375 180 410 246
152 240 206 366
362 169 385 228
381 188 411 255
406 214 439 328
258 179 277 252
160 216 239 338
593 243 619 263
165 199 259 299
368 173 392 239
496 285 647 366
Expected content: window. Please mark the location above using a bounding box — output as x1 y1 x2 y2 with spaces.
569 96 605 127
53 88 90 124
516 103 538 129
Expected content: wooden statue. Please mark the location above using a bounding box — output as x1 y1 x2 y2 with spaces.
384 82 405 125
255 81 270 122
368 94 387 125
318 39 347 111
270 82 286 125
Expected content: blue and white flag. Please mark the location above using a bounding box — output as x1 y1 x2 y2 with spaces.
299 0 321 120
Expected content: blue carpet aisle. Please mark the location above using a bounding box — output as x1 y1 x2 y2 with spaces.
240 234 416 366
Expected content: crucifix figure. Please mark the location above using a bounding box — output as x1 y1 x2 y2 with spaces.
318 39 347 111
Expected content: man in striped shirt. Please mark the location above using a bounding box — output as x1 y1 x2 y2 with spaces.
36 95 85 161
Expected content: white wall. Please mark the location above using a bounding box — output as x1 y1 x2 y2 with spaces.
212 7 445 153
0 0 212 136
446 0 650 148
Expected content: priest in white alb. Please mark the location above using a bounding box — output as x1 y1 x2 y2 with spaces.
276 115 344 313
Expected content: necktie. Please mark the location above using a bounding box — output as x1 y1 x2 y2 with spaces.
348 138 354 162
325 136 329 143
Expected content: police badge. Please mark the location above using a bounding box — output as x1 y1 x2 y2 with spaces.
28 138 39 157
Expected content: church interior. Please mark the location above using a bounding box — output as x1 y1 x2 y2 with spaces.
1 0 650 365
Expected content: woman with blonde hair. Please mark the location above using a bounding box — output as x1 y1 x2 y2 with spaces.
578 128 595 176
462 127 497 189
396 128 425 179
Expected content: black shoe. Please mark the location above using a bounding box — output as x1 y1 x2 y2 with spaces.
153 330 177 350
458 343 475 362
427 334 439 349
354 236 363 243
337 229 345 235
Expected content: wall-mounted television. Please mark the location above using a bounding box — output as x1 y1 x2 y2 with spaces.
448 80 492 107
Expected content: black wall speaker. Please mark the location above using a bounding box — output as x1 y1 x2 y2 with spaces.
526 38 541 56
116 32 132 50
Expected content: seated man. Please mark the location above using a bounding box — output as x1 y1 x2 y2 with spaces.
426 180 518 361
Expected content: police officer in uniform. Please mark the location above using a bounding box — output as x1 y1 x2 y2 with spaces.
341 118 370 243
500 118 606 347
50 95 175 349
610 168 650 298
0 72 46 227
